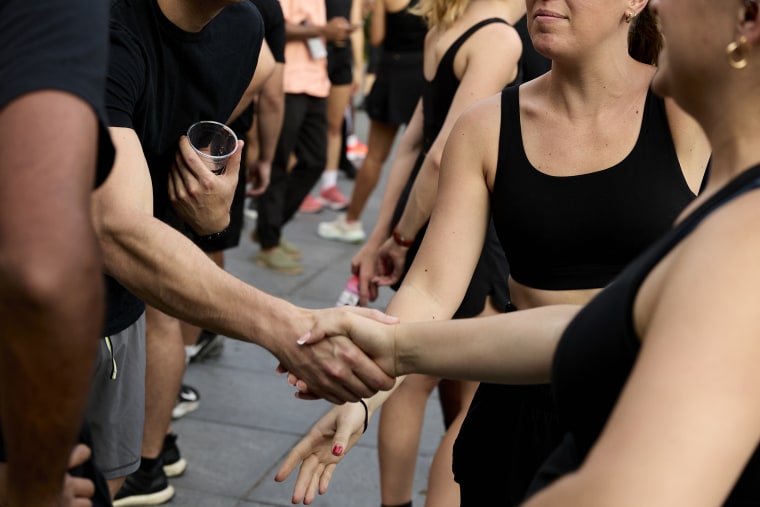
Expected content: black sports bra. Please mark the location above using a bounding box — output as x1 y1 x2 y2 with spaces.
491 86 696 290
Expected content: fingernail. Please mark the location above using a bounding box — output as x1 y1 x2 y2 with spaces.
296 332 310 345
332 445 344 456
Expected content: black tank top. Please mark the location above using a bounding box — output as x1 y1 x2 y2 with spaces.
422 17 511 149
552 164 760 505
383 0 426 53
491 86 696 290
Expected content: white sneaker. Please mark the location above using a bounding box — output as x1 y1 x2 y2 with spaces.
318 214 366 243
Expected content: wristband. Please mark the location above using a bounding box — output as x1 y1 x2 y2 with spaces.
358 399 369 433
392 227 414 248
192 226 229 249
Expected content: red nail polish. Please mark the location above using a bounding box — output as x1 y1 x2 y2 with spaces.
332 445 344 456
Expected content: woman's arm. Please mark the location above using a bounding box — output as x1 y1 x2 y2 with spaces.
351 100 424 303
278 302 577 504
381 25 522 282
369 0 386 46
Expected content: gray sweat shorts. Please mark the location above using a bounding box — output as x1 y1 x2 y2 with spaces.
85 313 146 480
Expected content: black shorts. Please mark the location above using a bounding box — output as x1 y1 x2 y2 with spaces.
365 50 424 125
453 303 564 507
327 42 353 86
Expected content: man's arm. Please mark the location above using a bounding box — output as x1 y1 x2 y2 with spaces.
227 41 276 125
93 127 395 403
247 61 284 196
0 91 103 507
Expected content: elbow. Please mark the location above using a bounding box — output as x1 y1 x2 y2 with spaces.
0 246 102 316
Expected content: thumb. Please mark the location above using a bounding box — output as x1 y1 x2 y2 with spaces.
68 443 92 469
225 139 244 178
330 429 352 457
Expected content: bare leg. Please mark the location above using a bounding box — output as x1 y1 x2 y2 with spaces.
326 84 353 172
107 477 125 500
141 306 185 461
345 120 399 222
378 373 440 506
379 296 502 506
424 297 503 507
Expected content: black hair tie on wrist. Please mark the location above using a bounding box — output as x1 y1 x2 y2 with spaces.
359 399 369 433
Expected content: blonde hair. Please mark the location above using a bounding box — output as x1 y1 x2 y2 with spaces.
410 0 470 29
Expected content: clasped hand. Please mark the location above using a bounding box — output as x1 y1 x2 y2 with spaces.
278 306 400 401
168 135 244 235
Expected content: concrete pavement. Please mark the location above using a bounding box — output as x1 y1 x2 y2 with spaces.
169 111 446 506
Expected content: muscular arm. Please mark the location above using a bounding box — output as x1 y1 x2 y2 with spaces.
0 92 103 506
93 127 394 403
254 62 285 168
227 41 276 124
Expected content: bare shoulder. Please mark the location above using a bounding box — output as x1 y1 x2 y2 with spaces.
447 93 502 181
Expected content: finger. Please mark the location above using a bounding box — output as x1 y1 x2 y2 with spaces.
68 444 92 468
339 340 395 393
69 475 95 499
304 462 326 504
247 184 264 197
294 390 322 401
177 136 205 178
275 363 288 374
369 281 379 302
319 463 337 495
357 272 373 307
168 162 188 202
172 151 195 195
223 140 244 180
275 434 319 482
291 457 318 504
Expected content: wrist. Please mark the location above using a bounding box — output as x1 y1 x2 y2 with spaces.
392 227 414 248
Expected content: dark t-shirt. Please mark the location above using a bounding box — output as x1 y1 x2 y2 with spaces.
231 0 287 135
252 0 286 63
0 0 115 187
103 0 265 335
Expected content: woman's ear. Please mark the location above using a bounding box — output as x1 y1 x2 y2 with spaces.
740 0 760 45
629 0 650 18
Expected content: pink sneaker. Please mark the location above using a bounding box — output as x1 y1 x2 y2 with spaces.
346 135 368 162
319 185 350 211
299 193 325 214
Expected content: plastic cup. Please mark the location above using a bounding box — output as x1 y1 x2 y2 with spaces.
186 121 238 175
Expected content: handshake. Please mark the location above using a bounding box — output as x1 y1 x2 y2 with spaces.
274 305 404 404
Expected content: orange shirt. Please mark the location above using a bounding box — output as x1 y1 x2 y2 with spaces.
279 0 331 98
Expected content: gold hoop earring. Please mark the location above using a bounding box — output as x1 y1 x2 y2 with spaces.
625 11 634 23
726 36 749 69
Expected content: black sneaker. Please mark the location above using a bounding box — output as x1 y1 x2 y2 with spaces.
171 384 200 420
187 330 224 363
161 433 187 478
113 457 174 506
